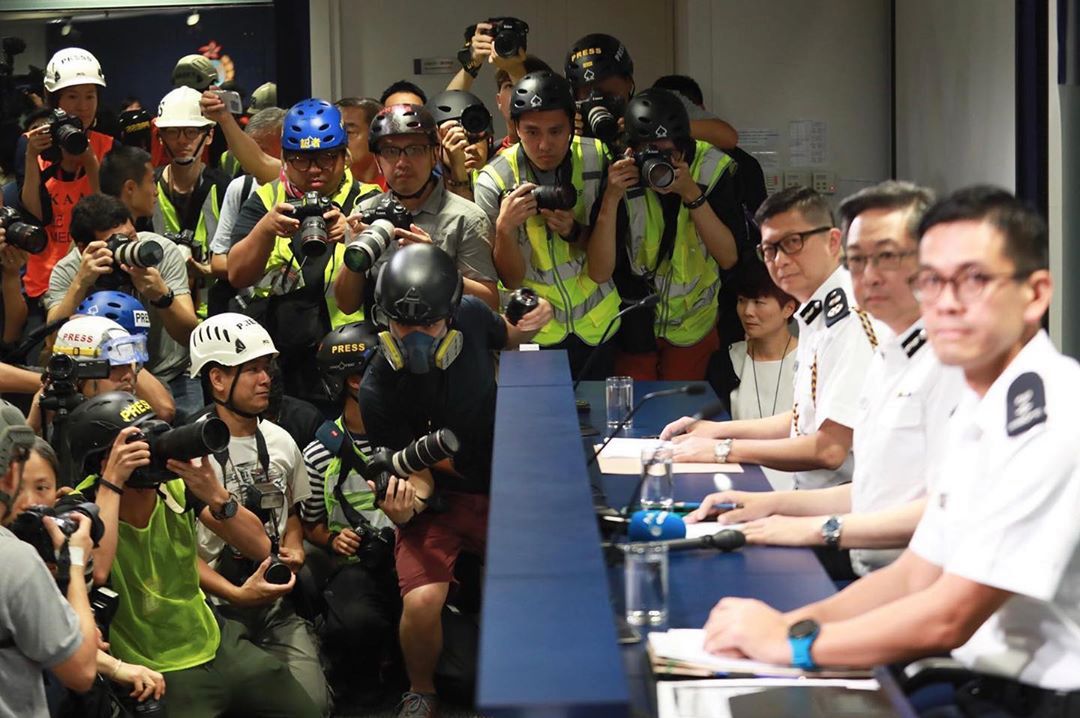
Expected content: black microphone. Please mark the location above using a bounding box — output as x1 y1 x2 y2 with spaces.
0 314 70 364
664 399 729 439
603 529 746 553
586 384 706 467
572 294 660 390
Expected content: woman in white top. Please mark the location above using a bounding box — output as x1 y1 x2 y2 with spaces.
728 261 798 489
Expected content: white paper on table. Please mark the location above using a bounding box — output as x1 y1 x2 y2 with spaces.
657 678 881 718
593 438 742 474
683 521 745 539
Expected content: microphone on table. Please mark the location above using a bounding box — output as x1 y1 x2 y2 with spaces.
603 528 746 553
585 384 706 467
598 509 687 540
572 294 660 391
665 398 730 440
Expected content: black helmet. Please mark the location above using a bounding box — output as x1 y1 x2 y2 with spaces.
118 108 153 148
565 34 634 89
67 391 165 485
317 322 380 397
375 245 463 326
368 103 438 153
624 88 691 146
509 71 575 121
426 90 493 135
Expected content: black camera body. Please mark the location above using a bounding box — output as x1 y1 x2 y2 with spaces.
0 205 47 254
163 228 204 263
484 17 529 58
634 148 676 190
576 95 625 144
39 353 106 414
459 104 490 135
344 198 414 273
10 501 105 566
365 428 461 504
505 286 539 325
352 521 396 572
288 191 335 258
236 480 293 585
125 416 231 487
41 108 89 163
529 183 577 212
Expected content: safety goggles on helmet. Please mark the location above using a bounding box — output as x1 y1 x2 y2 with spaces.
54 333 149 367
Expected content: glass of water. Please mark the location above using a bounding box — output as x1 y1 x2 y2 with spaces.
605 376 634 432
639 442 674 511
624 542 669 627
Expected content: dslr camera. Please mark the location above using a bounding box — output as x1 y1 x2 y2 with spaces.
0 205 47 254
288 191 335 258
126 415 231 486
458 104 491 135
351 521 396 572
576 94 625 144
40 353 107 414
504 286 539 326
634 148 676 190
163 229 205 263
238 480 293 585
10 501 105 567
483 17 529 58
344 197 413 273
365 428 460 504
40 108 89 163
526 183 577 213
106 233 163 269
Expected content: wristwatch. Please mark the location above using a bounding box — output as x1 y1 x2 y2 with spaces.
149 288 175 309
210 494 238 521
788 619 820 670
713 438 734 464
821 515 843 549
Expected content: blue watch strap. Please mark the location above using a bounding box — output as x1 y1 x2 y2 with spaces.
788 622 820 670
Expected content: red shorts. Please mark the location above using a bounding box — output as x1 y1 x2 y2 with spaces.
615 328 721 381
394 492 489 597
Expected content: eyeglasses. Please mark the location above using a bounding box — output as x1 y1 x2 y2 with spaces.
378 144 433 161
909 265 1030 304
843 249 918 275
756 226 832 262
284 151 343 171
160 127 207 141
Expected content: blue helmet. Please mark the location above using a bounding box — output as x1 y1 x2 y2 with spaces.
282 99 347 152
76 291 151 337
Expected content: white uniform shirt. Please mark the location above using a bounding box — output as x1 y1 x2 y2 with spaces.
849 319 965 575
910 331 1080 691
197 418 312 568
789 266 877 490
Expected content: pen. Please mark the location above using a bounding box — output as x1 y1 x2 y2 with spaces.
670 501 743 513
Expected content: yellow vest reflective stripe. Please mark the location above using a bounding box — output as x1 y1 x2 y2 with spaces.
623 141 734 346
220 150 241 178
253 169 380 328
480 137 620 345
152 177 221 318
320 418 392 564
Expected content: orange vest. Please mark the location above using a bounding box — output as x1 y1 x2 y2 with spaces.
25 130 115 298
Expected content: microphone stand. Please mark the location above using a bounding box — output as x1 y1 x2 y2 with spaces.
586 385 704 467
572 294 659 391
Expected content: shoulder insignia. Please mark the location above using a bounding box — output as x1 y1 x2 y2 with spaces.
852 307 879 348
823 288 850 327
1006 372 1047 437
799 300 822 325
902 328 927 358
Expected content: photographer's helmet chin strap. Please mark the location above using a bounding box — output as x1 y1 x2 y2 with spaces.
212 361 262 420
392 172 435 201
165 129 210 167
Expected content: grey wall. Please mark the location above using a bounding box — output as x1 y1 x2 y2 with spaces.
894 0 1016 193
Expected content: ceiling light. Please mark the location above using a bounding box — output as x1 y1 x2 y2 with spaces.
186 10 200 26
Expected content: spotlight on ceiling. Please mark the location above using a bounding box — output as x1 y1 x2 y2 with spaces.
186 10 200 27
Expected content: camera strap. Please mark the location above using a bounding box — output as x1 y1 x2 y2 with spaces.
210 407 271 492
325 423 376 532
638 194 682 287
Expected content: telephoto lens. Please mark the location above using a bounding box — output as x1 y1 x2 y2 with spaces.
635 148 676 190
504 287 539 326
0 206 47 254
148 416 230 462
264 552 293 585
585 104 618 143
107 234 163 269
391 428 461 477
344 198 414 273
531 184 577 212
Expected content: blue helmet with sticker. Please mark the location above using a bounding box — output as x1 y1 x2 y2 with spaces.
282 98 347 152
76 291 151 337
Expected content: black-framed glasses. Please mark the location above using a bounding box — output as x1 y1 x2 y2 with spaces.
284 151 343 171
909 265 1030 304
843 249 918 275
160 126 207 141
378 144 433 161
757 226 832 262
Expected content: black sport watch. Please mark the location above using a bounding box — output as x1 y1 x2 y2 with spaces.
210 494 238 521
149 288 175 309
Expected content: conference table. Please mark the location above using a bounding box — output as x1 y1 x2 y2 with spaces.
479 350 917 717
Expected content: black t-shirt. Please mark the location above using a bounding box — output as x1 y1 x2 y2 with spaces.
358 296 508 494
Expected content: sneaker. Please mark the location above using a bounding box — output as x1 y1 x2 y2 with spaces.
396 690 438 718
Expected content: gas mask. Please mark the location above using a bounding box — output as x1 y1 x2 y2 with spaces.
379 327 463 374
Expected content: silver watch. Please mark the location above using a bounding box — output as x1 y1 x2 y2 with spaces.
713 438 734 463
822 515 843 549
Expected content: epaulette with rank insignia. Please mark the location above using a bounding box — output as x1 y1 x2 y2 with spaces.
824 288 850 327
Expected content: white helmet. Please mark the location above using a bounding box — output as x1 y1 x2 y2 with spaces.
189 313 277 377
44 48 106 94
157 87 215 128
54 316 148 366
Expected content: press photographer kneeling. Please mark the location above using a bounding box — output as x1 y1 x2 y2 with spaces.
66 391 320 717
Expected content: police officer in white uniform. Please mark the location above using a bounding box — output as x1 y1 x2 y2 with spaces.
698 186 1080 717
663 186 876 491
686 181 966 579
